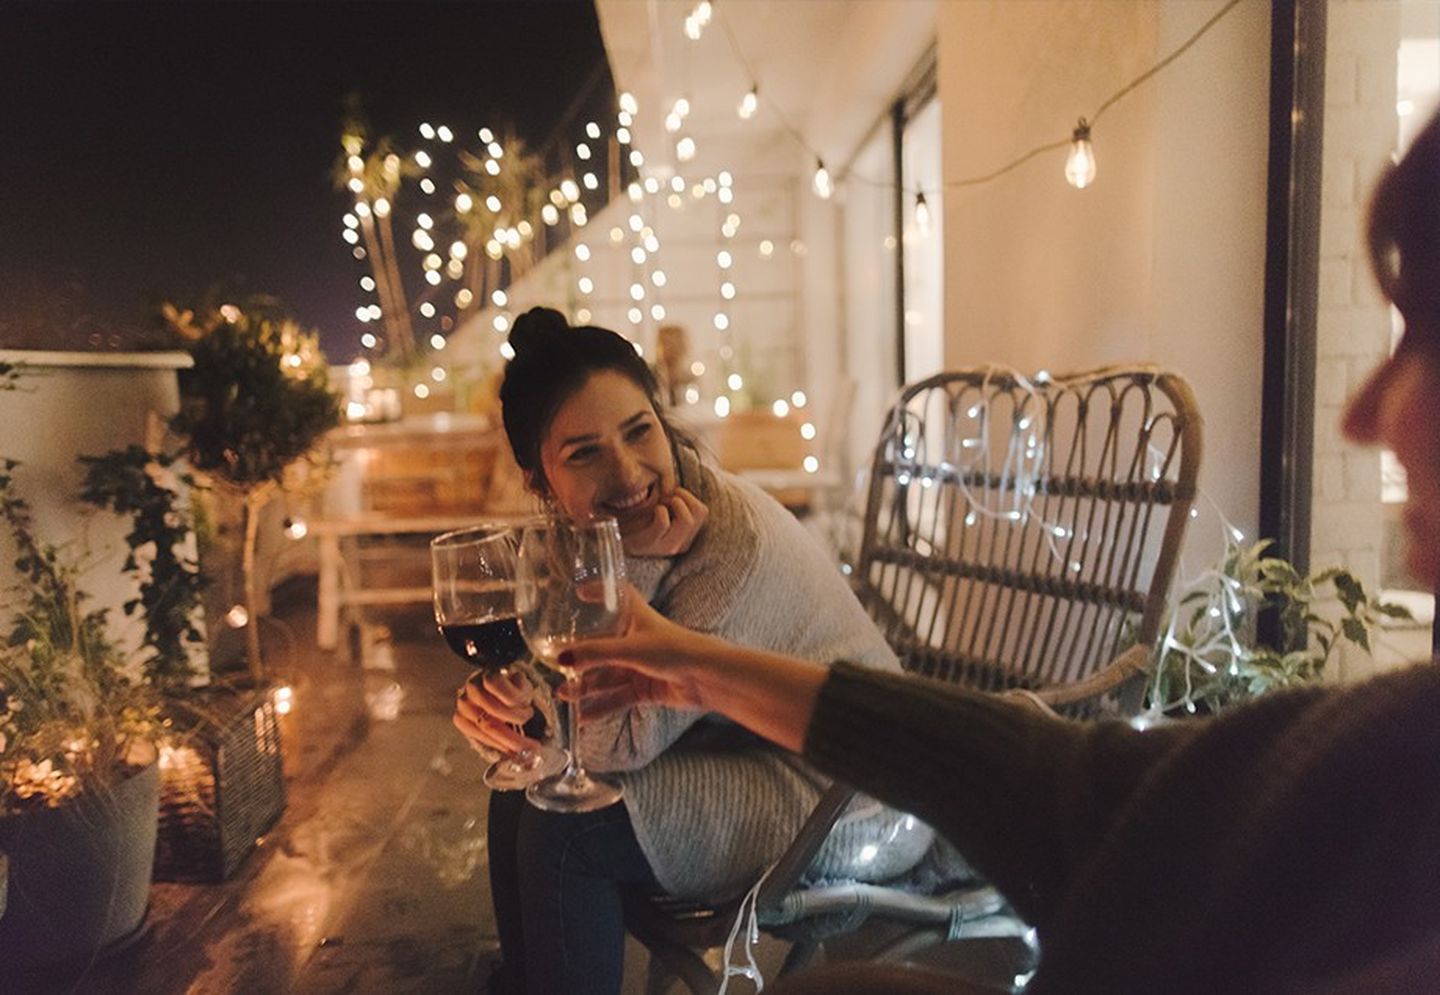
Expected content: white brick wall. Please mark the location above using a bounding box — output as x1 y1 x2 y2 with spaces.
1313 0 1400 682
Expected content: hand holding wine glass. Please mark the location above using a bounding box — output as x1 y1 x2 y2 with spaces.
515 515 628 813
432 523 565 790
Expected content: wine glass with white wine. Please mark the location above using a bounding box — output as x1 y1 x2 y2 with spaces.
514 515 628 813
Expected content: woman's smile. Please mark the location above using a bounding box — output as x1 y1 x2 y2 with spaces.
600 481 658 519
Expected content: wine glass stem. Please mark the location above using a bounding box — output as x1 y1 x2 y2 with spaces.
562 676 585 781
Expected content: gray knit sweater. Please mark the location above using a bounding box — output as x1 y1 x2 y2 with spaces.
577 448 933 899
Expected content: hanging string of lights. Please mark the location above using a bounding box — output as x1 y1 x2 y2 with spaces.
708 0 1242 207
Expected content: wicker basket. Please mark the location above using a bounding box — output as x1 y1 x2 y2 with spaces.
153 685 286 882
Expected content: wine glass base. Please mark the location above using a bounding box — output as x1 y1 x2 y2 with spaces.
525 770 625 813
483 744 568 792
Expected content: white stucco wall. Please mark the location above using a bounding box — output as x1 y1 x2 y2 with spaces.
936 0 1272 573
0 351 206 678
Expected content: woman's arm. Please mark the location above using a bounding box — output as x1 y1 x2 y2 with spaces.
567 593 1195 927
566 600 825 753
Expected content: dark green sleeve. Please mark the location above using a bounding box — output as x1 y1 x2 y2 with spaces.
803 662 1194 926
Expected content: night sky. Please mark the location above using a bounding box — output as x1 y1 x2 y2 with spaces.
1 1 608 359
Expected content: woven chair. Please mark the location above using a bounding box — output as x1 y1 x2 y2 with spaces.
625 365 1202 994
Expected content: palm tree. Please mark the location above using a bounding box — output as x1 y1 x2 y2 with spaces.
454 131 549 300
334 105 419 362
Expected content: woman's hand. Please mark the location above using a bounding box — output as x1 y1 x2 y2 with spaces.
563 583 828 754
622 486 709 557
452 669 540 756
566 591 712 717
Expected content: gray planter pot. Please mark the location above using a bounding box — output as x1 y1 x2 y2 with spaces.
0 759 160 970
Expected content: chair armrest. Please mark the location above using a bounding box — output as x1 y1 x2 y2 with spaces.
1031 643 1150 709
998 688 1059 718
756 781 857 909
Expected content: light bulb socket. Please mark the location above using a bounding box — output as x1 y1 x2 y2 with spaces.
1072 118 1092 142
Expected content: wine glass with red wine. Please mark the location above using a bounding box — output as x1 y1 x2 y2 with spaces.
431 523 565 790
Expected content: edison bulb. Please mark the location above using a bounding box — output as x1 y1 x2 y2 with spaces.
1065 119 1096 189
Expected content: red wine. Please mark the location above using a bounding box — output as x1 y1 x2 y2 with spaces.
441 616 528 673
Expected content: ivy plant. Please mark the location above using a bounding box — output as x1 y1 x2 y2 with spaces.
78 446 207 694
1147 539 1414 715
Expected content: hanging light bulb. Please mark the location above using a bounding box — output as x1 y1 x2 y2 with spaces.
914 192 931 235
676 136 696 162
1065 118 1096 189
812 158 833 199
737 86 759 120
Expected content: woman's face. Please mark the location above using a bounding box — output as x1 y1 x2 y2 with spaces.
1343 314 1440 588
537 369 678 536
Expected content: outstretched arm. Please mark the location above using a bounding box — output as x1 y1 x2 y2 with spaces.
564 590 826 754
565 589 1195 927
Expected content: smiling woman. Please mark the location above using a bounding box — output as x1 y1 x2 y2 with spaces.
453 307 932 995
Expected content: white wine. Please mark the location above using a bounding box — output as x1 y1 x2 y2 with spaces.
530 636 578 681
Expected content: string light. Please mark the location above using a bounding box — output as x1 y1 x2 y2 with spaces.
914 193 931 235
709 0 1241 198
1065 119 1097 189
737 86 759 120
812 159 833 199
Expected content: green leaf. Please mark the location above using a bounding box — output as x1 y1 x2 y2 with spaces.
1340 616 1371 653
1332 572 1365 613
1375 602 1416 621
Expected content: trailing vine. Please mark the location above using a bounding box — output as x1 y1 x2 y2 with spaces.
79 446 207 694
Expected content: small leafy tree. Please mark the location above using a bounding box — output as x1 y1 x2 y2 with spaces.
168 309 340 681
1147 539 1413 715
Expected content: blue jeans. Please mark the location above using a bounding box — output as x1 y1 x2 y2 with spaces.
488 790 659 995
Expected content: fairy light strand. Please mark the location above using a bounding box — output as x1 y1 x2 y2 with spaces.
712 0 1243 195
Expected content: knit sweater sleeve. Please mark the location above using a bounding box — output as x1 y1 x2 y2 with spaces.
803 661 1197 926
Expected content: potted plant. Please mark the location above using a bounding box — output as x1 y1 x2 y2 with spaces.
165 302 340 681
79 409 294 882
0 458 161 970
1146 538 1413 716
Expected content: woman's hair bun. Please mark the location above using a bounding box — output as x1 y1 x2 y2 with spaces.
508 306 570 356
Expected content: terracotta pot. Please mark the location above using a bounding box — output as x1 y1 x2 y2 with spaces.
0 755 160 970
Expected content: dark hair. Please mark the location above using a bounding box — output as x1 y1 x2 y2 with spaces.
1368 109 1440 327
499 307 686 490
